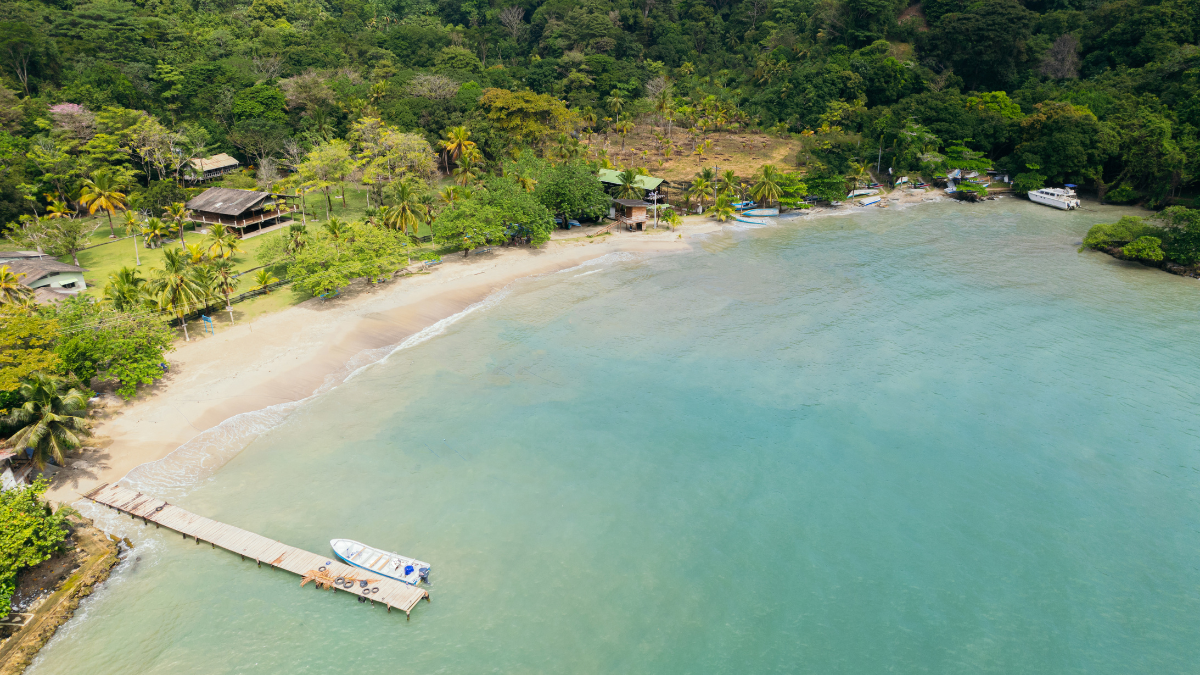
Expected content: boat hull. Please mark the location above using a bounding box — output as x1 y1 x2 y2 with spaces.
1028 191 1079 210
331 539 429 585
734 215 768 225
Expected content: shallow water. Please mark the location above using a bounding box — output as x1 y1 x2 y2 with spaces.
33 199 1200 673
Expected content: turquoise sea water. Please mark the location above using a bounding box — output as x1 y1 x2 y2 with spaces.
32 199 1200 673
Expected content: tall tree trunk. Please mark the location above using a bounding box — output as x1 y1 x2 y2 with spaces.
107 211 115 237
180 311 190 341
324 189 332 220
340 184 346 208
225 293 235 325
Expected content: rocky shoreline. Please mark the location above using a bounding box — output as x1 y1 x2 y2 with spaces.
1098 246 1200 278
0 519 120 675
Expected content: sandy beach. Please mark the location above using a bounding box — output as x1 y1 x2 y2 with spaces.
43 223 713 505
44 189 950 506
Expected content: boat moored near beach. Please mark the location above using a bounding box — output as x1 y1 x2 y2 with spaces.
1028 186 1080 210
332 539 430 585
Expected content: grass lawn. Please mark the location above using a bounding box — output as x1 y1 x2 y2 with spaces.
72 225 290 298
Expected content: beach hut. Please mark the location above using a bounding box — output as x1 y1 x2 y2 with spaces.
597 169 671 202
611 198 651 230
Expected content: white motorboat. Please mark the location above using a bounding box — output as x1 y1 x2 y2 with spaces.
1028 187 1080 210
331 539 430 585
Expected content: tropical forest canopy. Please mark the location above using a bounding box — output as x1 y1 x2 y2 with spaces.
0 0 1197 228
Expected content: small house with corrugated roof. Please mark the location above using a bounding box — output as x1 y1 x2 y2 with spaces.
5 258 87 293
597 169 670 203
187 153 241 182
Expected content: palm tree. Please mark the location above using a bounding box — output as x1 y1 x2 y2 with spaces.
190 263 218 313
100 266 144 312
616 168 642 199
163 202 191 246
250 269 280 293
0 266 32 305
514 174 538 193
705 195 736 222
211 258 240 324
717 169 738 198
606 91 625 117
184 243 208 265
438 126 475 174
147 247 207 341
439 185 462 205
751 164 782 207
286 222 308 257
654 87 673 130
78 171 127 238
323 218 350 255
847 161 869 190
687 178 714 212
616 121 634 152
3 372 90 469
384 178 425 236
453 159 480 187
142 217 173 249
204 223 243 260
120 211 142 265
45 199 72 220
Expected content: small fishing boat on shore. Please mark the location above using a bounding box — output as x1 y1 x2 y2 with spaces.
859 196 882 206
331 539 430 585
734 215 769 225
742 207 779 216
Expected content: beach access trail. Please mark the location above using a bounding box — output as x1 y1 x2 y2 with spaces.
44 226 711 506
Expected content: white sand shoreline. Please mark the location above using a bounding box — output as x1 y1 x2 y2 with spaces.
48 188 950 506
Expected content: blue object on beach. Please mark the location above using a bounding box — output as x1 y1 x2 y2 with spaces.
405 565 415 575
1065 184 1077 187
567 219 581 228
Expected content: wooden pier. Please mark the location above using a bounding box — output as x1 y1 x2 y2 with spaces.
82 483 429 618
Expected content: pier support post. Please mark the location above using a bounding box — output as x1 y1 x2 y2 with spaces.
256 559 260 567
406 611 410 620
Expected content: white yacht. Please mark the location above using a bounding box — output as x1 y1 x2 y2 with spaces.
1028 187 1080 210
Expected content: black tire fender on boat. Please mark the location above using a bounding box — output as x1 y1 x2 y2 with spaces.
359 580 368 588
318 566 326 572
335 576 345 586
362 587 371 595
371 587 379 594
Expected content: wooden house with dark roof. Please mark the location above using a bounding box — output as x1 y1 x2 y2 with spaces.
185 187 296 236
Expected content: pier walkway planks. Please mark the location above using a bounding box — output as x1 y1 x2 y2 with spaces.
82 483 429 617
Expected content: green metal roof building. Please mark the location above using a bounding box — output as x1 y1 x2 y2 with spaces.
596 169 668 192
